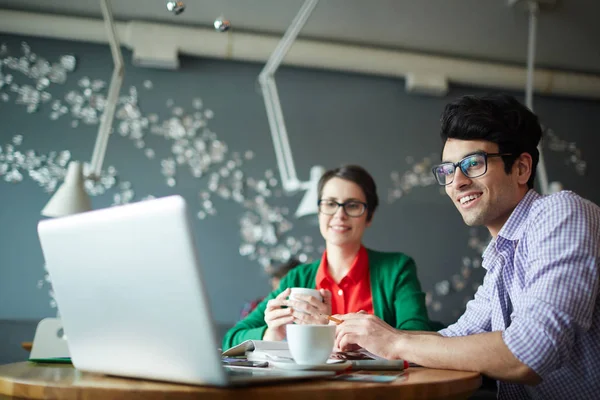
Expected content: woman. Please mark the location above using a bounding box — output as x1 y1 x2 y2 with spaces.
222 165 431 349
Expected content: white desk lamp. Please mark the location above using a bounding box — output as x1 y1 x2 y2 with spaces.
41 0 124 217
258 0 326 218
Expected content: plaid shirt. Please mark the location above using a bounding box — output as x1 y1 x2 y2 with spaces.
440 190 600 399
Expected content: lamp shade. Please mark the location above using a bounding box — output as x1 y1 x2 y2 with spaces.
41 161 92 217
295 165 325 218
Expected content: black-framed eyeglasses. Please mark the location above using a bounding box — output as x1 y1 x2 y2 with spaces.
318 199 368 217
431 152 513 186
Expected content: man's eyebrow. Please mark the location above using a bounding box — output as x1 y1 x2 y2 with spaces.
441 150 485 163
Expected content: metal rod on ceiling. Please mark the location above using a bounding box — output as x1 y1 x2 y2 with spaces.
525 0 549 195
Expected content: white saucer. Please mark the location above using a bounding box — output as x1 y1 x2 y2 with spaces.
270 360 352 371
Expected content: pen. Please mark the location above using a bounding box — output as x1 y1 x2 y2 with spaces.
327 315 343 325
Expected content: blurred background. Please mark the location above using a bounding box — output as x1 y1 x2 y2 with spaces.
1 0 598 363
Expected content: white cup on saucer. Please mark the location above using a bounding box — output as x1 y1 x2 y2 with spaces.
286 324 335 365
289 288 322 314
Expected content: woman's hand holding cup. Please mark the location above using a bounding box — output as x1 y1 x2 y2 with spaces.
288 288 332 325
263 287 333 342
263 288 294 341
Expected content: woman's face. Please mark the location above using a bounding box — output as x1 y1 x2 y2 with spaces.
318 177 371 250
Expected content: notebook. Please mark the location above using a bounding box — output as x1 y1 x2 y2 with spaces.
37 195 333 386
223 340 409 370
222 340 293 361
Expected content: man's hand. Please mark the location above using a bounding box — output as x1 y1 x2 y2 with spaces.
334 312 402 359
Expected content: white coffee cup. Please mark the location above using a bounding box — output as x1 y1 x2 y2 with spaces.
289 288 323 314
286 324 335 365
289 287 322 300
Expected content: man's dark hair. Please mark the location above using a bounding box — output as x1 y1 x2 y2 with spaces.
317 165 379 221
267 258 301 279
440 93 542 189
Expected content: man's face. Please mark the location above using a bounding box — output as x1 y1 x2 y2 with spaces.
441 139 525 237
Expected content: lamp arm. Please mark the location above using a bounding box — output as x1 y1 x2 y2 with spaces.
89 0 124 179
259 77 294 190
524 2 537 111
268 79 303 189
258 0 319 192
259 0 319 77
524 1 549 195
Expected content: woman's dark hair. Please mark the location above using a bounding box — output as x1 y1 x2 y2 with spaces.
267 258 301 279
317 165 379 221
440 93 542 189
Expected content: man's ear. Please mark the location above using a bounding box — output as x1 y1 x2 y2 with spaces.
515 153 533 185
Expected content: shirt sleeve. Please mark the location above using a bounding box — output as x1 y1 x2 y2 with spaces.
502 196 600 378
392 256 433 331
439 271 493 337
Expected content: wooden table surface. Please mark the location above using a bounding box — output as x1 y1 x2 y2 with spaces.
0 362 481 400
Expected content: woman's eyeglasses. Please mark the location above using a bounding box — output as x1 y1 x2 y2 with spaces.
318 199 367 217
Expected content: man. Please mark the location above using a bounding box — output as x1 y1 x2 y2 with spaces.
334 94 600 399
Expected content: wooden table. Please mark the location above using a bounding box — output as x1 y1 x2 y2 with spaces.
0 362 481 400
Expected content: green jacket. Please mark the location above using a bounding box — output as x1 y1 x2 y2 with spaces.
222 248 432 349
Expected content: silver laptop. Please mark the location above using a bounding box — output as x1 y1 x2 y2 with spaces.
37 195 332 386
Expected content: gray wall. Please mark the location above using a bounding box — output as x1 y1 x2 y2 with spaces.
0 320 37 364
1 34 599 338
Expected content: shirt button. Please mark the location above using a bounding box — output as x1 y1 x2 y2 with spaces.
338 289 343 296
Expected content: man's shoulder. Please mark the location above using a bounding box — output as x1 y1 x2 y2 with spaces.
502 190 599 243
529 190 600 217
522 191 600 242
